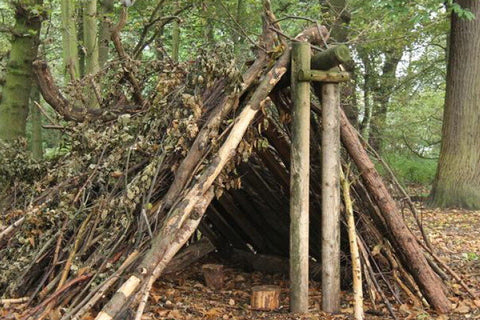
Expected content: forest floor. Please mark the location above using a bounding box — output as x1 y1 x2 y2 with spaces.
2 203 479 320
137 203 480 320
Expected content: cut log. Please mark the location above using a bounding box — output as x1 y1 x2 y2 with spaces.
164 238 215 274
251 285 281 311
311 45 351 71
202 264 224 290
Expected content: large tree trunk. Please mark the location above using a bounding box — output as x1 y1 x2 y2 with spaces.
61 0 80 80
0 0 42 141
430 0 480 209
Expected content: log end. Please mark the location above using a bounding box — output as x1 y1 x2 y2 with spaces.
202 264 224 290
250 285 281 311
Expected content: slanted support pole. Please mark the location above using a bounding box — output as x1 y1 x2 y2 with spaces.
290 41 311 313
321 82 341 313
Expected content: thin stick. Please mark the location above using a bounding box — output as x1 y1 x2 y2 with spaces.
1 297 29 304
340 167 364 320
65 250 140 320
358 238 398 320
419 241 478 299
34 101 59 126
23 274 91 319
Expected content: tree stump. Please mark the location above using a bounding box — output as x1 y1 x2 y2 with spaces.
250 285 281 311
201 264 224 290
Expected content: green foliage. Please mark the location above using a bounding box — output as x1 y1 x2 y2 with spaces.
463 252 480 261
381 153 438 185
447 0 476 20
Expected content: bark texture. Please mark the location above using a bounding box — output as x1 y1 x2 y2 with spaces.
430 0 480 209
98 0 114 67
0 0 42 141
61 0 80 79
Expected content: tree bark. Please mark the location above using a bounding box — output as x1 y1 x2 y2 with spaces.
171 2 180 62
30 85 43 159
83 0 100 108
61 0 80 80
83 0 99 76
98 0 114 67
321 83 341 313
0 0 42 141
290 42 310 314
430 0 480 209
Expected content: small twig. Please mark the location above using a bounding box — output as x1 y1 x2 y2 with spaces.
1 297 29 304
42 124 65 130
268 26 324 52
358 238 398 320
34 101 59 126
218 1 266 53
419 241 478 299
64 250 139 320
56 210 92 291
23 274 91 319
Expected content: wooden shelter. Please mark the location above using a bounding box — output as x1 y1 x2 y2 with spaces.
0 2 464 320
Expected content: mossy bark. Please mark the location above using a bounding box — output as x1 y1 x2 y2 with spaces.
83 0 100 108
171 1 180 62
83 0 99 75
0 1 42 141
98 0 114 67
430 0 480 209
61 0 80 80
30 84 43 159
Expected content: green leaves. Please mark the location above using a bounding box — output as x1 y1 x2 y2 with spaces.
449 2 475 20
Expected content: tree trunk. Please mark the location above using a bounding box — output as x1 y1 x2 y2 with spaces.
83 0 99 75
0 0 42 141
430 0 480 209
30 85 43 159
171 1 180 62
61 0 80 80
358 48 373 137
98 0 114 67
368 49 402 152
83 0 100 108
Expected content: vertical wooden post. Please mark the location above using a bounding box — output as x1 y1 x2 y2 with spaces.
290 41 311 313
321 83 341 312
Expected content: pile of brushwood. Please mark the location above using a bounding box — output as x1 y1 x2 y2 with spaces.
0 2 473 319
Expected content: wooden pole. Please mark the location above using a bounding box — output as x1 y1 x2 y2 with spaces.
290 41 311 313
321 82 341 313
